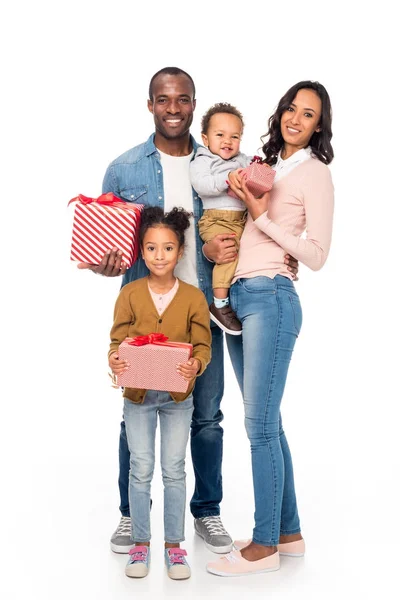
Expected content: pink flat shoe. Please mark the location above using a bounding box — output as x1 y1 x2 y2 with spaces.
206 550 280 577
233 538 305 557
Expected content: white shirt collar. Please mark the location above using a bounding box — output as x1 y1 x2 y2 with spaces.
273 147 312 182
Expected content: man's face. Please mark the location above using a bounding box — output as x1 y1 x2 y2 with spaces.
148 74 196 140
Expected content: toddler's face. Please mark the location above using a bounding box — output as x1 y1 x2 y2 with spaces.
202 113 242 160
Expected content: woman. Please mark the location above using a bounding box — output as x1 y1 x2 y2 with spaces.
206 81 334 577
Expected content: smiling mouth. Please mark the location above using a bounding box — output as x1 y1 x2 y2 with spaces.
287 127 300 134
165 118 183 125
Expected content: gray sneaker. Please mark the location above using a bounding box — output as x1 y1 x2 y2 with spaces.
194 516 233 553
110 516 135 553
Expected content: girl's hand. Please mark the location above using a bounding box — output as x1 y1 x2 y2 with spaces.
109 352 129 375
177 358 201 381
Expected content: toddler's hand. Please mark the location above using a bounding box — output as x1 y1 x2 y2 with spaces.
109 352 129 375
177 358 200 382
228 168 244 189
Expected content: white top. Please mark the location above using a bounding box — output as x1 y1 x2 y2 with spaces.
273 147 312 182
159 150 198 287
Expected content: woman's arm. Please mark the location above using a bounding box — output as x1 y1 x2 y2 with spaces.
255 168 334 271
229 166 334 271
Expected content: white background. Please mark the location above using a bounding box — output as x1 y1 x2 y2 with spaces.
1 1 399 598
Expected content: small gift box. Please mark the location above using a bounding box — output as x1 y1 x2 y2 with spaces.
69 193 143 267
117 334 193 393
228 156 275 199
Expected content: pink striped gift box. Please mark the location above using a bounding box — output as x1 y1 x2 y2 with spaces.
69 193 143 267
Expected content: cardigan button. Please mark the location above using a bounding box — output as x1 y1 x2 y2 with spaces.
158 319 162 323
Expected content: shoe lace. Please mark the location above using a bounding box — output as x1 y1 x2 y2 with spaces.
129 549 147 563
168 549 187 565
201 516 229 536
116 516 131 535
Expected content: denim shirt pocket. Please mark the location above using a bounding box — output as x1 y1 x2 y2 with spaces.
119 186 148 203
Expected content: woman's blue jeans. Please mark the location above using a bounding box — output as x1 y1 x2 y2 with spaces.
226 275 303 546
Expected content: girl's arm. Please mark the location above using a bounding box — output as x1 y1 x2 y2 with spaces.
108 288 134 372
178 293 212 379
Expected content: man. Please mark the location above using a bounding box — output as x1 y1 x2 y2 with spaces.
80 67 298 554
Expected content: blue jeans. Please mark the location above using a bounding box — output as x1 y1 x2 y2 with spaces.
123 391 194 543
226 275 302 546
118 327 224 519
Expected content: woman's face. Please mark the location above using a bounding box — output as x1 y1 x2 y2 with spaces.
280 88 322 157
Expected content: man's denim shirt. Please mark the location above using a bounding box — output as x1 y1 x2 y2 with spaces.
102 133 214 305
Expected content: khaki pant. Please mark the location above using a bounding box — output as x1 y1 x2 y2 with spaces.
198 209 247 290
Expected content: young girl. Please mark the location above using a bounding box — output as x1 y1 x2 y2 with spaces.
108 206 211 580
207 81 334 576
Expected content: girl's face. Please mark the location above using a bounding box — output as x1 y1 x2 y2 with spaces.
280 88 322 157
141 226 183 279
202 113 242 160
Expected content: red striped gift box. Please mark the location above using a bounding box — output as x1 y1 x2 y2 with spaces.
69 193 143 267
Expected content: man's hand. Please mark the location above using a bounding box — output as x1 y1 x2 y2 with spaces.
285 254 299 280
203 234 237 264
177 358 201 382
77 248 128 277
109 352 129 375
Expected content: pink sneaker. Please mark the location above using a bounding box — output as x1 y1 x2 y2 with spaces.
206 550 280 577
233 538 305 557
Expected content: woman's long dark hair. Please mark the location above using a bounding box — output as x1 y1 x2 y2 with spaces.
262 81 334 166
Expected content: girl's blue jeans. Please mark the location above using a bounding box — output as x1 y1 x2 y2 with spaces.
226 275 303 546
123 391 193 543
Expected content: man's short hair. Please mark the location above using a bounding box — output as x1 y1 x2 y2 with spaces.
148 67 196 100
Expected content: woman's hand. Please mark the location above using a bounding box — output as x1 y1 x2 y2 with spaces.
109 352 129 375
228 171 270 221
177 358 201 381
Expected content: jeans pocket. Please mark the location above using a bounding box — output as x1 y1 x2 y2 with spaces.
288 294 302 336
240 277 276 295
